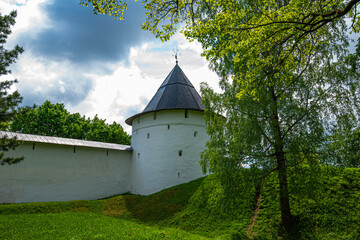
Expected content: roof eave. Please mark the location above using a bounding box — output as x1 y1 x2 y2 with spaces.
125 108 205 126
0 131 132 151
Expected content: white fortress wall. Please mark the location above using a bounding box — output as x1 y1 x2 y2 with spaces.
0 142 132 203
130 109 208 195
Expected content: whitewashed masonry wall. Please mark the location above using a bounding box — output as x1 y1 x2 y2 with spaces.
0 142 132 203
130 109 208 195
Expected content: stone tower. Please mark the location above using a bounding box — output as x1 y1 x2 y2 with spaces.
126 63 208 195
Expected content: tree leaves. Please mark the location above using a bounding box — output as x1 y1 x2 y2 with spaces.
79 0 128 19
80 0 360 228
0 11 24 165
10 101 131 145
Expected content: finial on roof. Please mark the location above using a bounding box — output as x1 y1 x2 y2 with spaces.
172 47 181 65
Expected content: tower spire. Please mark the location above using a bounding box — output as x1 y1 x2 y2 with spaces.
172 47 180 65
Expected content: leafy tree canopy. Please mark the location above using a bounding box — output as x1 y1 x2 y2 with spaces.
10 100 131 145
0 11 24 165
80 0 360 231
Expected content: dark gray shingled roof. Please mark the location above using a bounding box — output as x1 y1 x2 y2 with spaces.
125 64 205 125
0 131 132 151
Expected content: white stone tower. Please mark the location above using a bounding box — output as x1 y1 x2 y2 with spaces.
125 63 208 195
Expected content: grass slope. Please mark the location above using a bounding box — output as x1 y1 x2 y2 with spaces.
0 167 359 239
252 167 360 239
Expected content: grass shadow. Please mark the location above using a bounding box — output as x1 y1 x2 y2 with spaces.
100 177 205 224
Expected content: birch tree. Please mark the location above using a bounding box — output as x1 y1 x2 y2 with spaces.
80 0 360 230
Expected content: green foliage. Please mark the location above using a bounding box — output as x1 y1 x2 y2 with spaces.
191 0 360 229
0 10 24 165
79 0 128 19
253 167 360 239
10 100 131 145
0 135 23 165
79 0 199 41
141 0 199 41
199 44 360 226
199 43 360 172
165 175 255 238
195 0 360 171
82 0 360 231
324 122 360 168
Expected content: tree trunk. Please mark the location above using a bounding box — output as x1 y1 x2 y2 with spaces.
269 86 294 230
276 150 293 228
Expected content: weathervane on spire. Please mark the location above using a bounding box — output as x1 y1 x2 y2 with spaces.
172 47 181 65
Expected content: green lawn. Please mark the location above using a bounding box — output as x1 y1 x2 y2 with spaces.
0 167 359 239
0 212 208 240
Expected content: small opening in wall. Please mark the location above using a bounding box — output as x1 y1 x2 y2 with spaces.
138 153 140 159
32 143 35 150
73 147 76 153
178 172 180 179
153 112 157 120
194 131 198 137
178 150 183 156
107 150 109 156
168 125 170 130
147 133 150 139
185 110 188 118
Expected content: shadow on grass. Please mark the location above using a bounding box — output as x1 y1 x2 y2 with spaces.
100 177 206 224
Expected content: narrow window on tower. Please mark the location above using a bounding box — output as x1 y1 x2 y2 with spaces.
137 153 140 159
147 133 150 139
178 150 183 156
167 125 170 130
185 110 188 118
194 131 198 137
153 112 157 120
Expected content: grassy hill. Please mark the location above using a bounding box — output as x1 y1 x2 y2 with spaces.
0 167 359 239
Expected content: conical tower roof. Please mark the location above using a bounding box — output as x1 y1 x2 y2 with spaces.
125 64 205 126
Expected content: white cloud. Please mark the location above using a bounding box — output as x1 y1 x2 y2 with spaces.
71 57 163 133
130 34 206 79
9 51 93 109
71 33 221 133
130 33 221 92
3 1 221 135
0 0 49 37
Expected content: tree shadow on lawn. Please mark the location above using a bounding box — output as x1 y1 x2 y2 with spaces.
100 177 206 224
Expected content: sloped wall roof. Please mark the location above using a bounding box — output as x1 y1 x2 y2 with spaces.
0 131 132 151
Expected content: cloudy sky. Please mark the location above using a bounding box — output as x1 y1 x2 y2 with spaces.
0 0 220 133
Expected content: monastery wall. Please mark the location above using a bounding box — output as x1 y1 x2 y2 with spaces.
0 64 210 203
0 142 132 203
